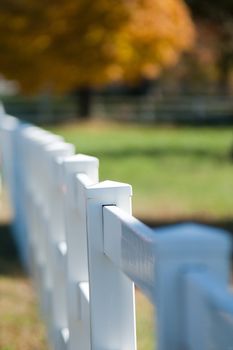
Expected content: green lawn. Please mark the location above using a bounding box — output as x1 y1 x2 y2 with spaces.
50 121 233 220
0 275 47 350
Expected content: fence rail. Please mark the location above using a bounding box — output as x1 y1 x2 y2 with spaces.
0 107 233 350
1 94 233 125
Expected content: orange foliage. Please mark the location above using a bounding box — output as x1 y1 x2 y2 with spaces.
0 0 195 93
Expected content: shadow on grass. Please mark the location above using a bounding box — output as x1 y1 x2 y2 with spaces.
0 223 23 276
89 146 232 163
144 217 233 234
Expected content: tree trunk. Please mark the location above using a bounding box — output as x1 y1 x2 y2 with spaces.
75 87 92 119
218 57 231 96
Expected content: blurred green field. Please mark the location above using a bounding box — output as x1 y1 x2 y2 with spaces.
50 121 233 220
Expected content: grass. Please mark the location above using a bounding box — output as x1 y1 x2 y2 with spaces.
0 191 47 350
136 291 155 349
49 121 233 220
0 275 47 350
0 234 47 349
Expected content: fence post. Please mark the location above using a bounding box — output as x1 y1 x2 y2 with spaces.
182 252 232 349
20 130 64 321
42 142 75 349
0 116 19 226
0 101 5 117
151 223 231 350
85 180 136 350
63 154 99 350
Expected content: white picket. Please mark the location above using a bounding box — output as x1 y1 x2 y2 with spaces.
46 143 75 350
63 154 98 350
86 181 136 350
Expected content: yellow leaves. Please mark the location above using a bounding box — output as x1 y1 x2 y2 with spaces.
112 0 196 81
0 0 196 92
141 63 160 78
31 35 51 52
10 17 27 31
85 28 105 46
106 64 124 81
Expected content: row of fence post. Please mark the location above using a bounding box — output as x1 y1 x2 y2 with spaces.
0 109 233 350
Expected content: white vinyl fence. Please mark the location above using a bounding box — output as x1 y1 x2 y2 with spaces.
0 110 233 350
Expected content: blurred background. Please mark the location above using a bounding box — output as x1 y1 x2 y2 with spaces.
0 0 232 349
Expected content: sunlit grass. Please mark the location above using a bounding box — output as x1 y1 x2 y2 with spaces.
50 121 233 220
0 275 47 350
136 290 155 350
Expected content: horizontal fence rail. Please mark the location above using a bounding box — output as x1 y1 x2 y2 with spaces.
0 108 233 350
2 94 233 125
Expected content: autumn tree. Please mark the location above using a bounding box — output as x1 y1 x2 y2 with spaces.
0 0 195 118
186 0 233 94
